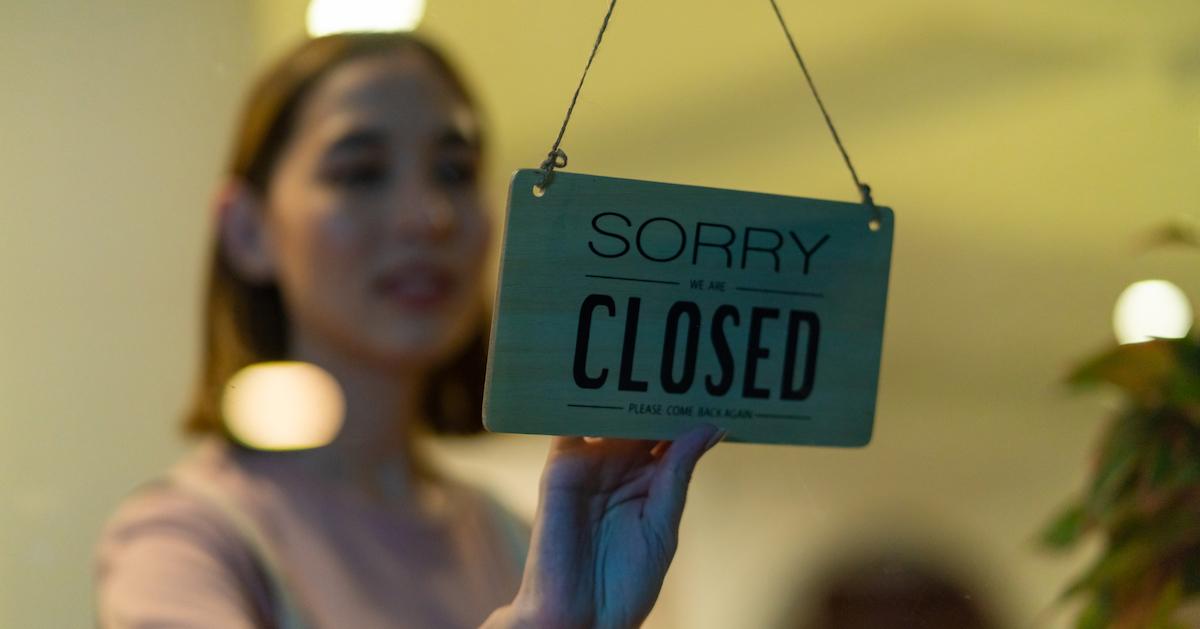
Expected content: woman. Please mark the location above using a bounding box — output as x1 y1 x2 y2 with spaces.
94 32 723 629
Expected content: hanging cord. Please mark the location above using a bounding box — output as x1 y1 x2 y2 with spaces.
768 0 881 224
536 0 619 192
536 0 881 226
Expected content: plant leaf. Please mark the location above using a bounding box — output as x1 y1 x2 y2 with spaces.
1183 555 1200 595
1165 339 1200 420
1068 341 1177 403
1042 502 1090 550
1066 538 1158 597
1140 216 1200 251
1077 595 1112 629
1149 577 1185 629
1086 417 1145 518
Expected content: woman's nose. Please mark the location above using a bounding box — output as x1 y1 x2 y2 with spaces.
388 178 455 240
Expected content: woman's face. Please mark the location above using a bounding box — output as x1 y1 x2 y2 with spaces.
262 50 489 370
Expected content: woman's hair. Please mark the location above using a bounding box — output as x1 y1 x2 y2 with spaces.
783 552 1002 629
184 32 488 438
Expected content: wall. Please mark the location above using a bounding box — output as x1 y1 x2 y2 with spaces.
0 2 253 626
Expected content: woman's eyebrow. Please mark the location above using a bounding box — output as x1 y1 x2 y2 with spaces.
436 127 479 151
327 128 387 154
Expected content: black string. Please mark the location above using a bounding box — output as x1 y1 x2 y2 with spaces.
536 0 619 191
768 0 879 219
535 0 881 224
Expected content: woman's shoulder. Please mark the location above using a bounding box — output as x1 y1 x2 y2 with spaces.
94 445 274 627
98 439 250 547
98 476 226 544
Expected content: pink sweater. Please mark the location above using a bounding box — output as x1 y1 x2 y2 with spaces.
94 439 527 628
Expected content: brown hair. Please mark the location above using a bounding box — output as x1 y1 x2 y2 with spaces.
184 32 488 438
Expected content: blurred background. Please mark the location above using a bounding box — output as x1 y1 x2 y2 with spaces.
3 1 1200 627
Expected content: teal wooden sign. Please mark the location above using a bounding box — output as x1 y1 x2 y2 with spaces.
483 169 894 447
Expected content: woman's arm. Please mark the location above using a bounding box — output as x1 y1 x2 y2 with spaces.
95 488 272 629
482 424 725 629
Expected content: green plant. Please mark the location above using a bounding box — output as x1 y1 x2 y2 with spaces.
1042 335 1200 628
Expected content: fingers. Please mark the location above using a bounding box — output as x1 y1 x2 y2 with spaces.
557 436 660 459
661 424 724 480
541 436 666 494
644 424 724 532
551 435 586 448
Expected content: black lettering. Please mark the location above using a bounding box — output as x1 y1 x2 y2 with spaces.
742 307 779 398
692 222 736 268
705 305 739 396
741 227 783 272
618 297 649 392
572 294 615 389
660 301 701 394
635 217 687 263
781 310 820 400
588 212 632 258
789 233 830 275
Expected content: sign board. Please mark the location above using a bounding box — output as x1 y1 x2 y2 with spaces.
484 169 894 447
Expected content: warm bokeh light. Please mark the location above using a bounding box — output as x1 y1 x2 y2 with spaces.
1113 280 1193 344
306 0 426 36
222 362 345 451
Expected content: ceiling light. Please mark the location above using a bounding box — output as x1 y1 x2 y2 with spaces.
1113 279 1193 344
306 0 426 37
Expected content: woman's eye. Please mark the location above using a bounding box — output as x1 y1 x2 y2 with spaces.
434 159 477 188
324 161 387 188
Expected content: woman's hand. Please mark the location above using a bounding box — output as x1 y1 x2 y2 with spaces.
485 424 724 629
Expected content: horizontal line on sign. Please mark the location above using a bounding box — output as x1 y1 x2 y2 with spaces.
755 413 812 420
567 403 625 410
735 286 824 298
585 274 680 286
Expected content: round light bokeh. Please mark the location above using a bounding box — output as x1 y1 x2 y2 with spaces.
1113 279 1193 344
222 362 345 451
306 0 426 37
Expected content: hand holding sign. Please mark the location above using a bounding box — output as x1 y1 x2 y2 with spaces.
483 4 891 629
485 424 723 629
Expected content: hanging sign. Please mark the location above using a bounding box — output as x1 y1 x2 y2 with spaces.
483 169 893 447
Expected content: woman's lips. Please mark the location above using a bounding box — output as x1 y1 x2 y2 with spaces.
373 264 456 310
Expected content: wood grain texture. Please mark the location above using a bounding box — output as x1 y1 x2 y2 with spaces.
484 170 893 447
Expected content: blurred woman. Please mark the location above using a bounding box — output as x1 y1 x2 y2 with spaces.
94 32 722 629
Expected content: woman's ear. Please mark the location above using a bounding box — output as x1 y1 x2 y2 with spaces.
215 180 276 284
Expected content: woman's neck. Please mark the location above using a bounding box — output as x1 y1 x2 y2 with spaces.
282 328 440 509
